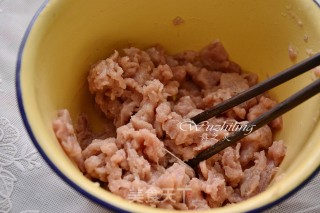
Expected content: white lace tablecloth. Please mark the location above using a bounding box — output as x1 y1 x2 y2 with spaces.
0 0 319 212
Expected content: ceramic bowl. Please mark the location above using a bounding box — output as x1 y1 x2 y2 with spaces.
16 0 320 212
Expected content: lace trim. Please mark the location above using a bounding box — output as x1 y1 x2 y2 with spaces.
0 117 41 213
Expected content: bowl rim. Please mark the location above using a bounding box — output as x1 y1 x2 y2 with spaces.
15 1 320 213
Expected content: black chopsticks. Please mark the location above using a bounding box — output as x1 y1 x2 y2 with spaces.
186 53 320 168
191 53 320 124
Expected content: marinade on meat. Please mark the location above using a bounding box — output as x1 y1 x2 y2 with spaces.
53 41 286 210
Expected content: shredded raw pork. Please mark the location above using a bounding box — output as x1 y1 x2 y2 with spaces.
53 41 286 210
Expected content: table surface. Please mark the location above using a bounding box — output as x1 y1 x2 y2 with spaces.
0 0 319 212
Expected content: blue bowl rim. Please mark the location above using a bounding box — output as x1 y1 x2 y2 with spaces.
15 1 320 213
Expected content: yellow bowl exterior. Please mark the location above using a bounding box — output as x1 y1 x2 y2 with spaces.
18 0 320 212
